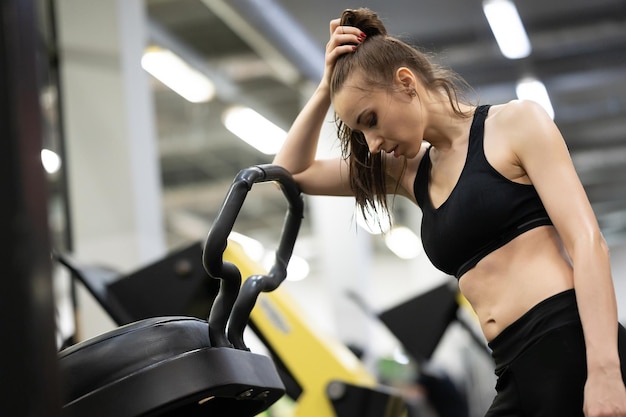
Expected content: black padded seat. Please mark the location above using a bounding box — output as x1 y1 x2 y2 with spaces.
59 316 284 417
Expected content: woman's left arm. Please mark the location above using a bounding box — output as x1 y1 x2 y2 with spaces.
505 100 626 416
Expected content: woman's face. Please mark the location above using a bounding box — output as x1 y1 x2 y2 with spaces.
332 75 424 159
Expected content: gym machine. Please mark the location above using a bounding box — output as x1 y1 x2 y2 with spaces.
57 164 409 417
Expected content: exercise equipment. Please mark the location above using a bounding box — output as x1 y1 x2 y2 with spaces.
222 242 408 417
58 164 410 417
57 241 220 327
348 284 488 365
57 165 304 417
59 316 284 417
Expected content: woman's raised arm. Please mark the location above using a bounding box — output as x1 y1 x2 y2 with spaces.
272 19 363 196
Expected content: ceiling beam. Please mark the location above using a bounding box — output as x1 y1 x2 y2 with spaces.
200 0 324 86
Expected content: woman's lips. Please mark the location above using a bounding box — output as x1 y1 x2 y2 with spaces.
384 145 400 158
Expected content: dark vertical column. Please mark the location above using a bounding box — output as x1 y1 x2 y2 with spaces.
0 0 62 415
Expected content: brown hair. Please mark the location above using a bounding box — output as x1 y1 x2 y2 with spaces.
331 8 473 228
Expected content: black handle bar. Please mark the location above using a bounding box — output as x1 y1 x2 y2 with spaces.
202 164 303 348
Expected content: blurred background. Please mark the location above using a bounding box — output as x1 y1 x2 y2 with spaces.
28 0 626 415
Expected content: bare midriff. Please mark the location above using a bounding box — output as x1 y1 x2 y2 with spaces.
458 225 575 342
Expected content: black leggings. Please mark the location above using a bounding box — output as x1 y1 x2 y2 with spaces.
485 289 626 417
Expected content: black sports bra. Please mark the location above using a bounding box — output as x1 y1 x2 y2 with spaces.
413 105 553 279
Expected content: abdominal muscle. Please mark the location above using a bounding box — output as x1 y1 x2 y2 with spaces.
458 225 575 342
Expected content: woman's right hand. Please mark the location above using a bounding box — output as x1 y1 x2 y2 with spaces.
272 17 364 194
321 18 365 87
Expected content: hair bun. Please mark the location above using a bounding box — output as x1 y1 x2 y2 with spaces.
340 8 387 38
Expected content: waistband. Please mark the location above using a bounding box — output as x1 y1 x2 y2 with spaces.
487 289 580 375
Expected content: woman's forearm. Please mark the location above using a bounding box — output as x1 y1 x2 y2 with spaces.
272 83 332 174
573 235 621 373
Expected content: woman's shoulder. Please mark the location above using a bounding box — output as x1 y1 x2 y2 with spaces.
487 100 557 147
488 100 552 130
485 100 567 176
488 99 548 122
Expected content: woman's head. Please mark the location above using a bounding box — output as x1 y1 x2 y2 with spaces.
331 8 469 114
331 8 472 227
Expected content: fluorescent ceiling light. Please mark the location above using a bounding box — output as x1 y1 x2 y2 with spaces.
483 0 531 59
384 226 421 259
516 77 555 119
392 347 411 365
41 148 61 174
222 106 287 155
141 47 215 103
285 255 310 282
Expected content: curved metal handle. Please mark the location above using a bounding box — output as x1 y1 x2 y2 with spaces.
227 199 302 349
202 164 303 347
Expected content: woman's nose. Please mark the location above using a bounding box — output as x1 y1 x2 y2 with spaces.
365 135 382 154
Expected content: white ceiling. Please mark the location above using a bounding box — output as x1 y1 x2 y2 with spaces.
144 0 626 250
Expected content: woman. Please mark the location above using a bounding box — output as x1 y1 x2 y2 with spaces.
272 7 626 417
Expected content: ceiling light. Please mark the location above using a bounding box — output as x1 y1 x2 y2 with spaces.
141 46 215 103
392 347 411 365
384 226 421 259
516 77 555 119
222 106 287 155
41 148 61 174
285 255 310 282
482 0 531 59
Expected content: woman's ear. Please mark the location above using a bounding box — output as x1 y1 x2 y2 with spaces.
395 67 417 96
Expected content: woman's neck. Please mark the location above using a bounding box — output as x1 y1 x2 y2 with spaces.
422 100 475 151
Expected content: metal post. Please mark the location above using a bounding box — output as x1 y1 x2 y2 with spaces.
0 0 62 415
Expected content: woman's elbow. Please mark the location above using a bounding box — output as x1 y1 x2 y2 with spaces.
569 228 611 262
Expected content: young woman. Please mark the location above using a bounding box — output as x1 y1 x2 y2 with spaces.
272 7 626 417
